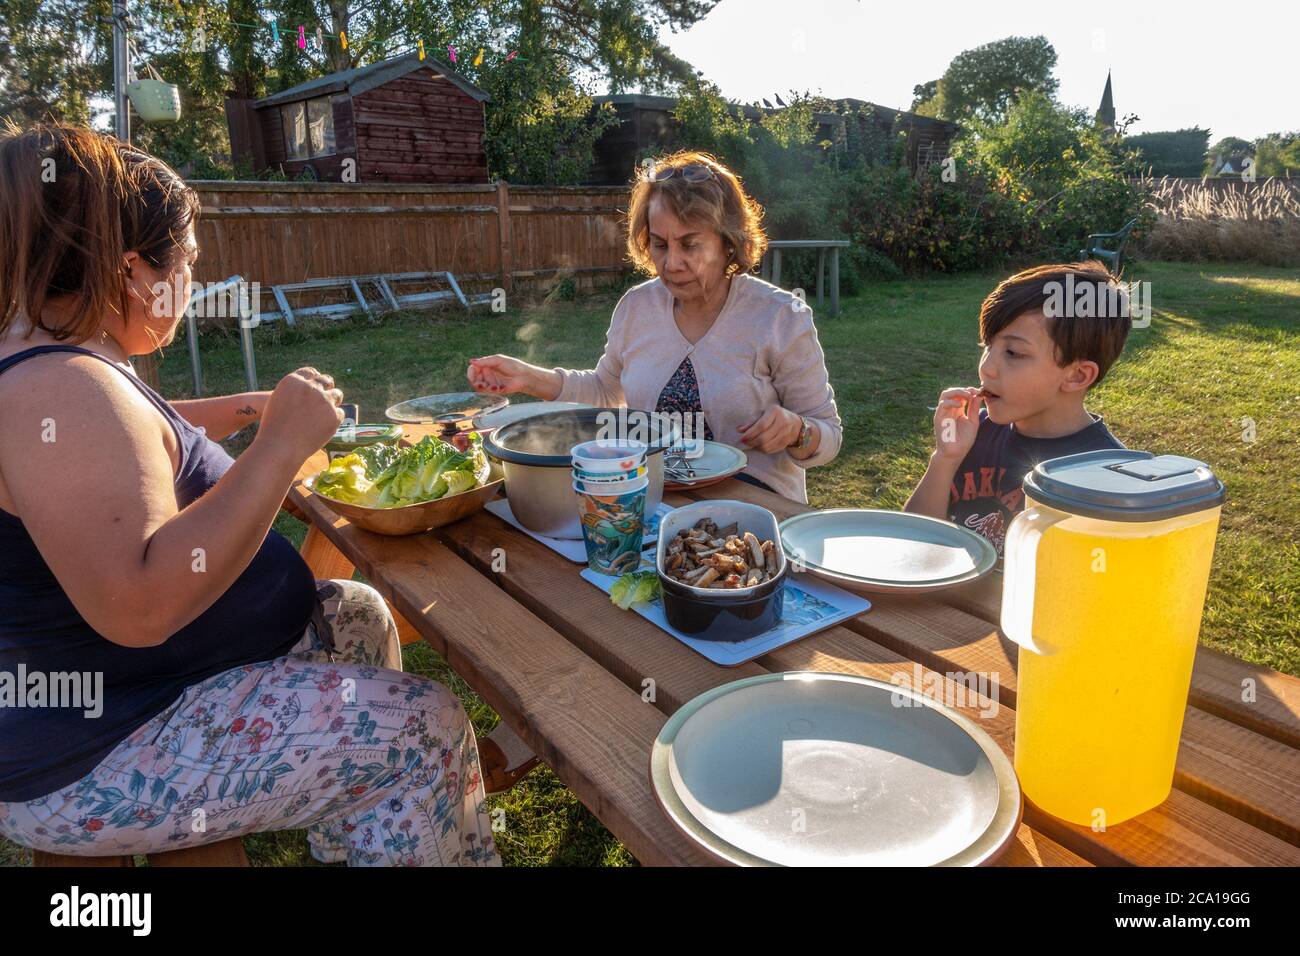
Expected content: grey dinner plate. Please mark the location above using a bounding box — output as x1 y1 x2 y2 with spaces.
778 509 998 593
651 672 1021 866
663 440 748 489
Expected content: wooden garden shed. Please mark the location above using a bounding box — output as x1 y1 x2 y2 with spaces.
225 52 490 183
585 94 959 184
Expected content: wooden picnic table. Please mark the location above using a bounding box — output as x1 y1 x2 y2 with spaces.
287 444 1300 867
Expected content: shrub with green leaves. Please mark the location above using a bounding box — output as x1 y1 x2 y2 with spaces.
961 90 1148 262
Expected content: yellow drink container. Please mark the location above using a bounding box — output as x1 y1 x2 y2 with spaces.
1001 451 1224 828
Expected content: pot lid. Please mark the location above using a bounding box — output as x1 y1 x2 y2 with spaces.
471 400 595 431
385 391 508 425
484 407 680 466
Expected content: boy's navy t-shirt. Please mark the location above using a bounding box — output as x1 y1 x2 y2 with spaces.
947 410 1124 555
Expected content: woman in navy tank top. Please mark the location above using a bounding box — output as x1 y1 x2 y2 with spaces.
0 124 498 865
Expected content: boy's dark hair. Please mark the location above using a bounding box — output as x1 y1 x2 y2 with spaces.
978 260 1132 386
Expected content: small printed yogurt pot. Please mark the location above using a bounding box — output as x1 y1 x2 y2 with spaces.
572 472 650 496
573 480 648 575
570 439 648 475
572 463 648 483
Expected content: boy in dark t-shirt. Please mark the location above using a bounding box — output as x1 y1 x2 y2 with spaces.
905 261 1131 555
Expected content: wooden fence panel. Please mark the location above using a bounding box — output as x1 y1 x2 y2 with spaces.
190 181 630 295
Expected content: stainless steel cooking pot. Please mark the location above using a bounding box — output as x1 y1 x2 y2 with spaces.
483 407 681 539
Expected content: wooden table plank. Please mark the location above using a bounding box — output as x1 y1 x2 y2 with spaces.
430 505 1079 867
1002 828 1093 867
287 488 717 866
748 614 1300 866
433 509 769 713
1183 646 1300 752
424 489 1296 865
936 572 1300 750
839 596 1300 845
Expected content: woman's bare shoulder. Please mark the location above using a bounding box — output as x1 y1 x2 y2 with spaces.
0 347 139 408
0 351 178 513
0 350 170 454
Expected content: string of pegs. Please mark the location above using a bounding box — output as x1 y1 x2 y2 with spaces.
170 10 525 67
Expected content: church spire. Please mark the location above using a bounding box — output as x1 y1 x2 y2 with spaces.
1097 70 1116 133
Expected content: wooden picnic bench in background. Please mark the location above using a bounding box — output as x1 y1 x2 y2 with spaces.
285 435 1300 868
760 240 850 318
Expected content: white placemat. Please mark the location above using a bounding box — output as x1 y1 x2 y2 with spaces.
485 498 670 563
581 555 872 667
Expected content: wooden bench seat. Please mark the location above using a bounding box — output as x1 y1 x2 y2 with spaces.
32 837 249 867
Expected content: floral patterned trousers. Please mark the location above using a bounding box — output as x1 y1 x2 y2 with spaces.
0 579 499 867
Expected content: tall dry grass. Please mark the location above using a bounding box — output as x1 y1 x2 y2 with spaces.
1136 176 1300 267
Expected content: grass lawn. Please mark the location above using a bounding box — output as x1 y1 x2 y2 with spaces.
3 259 1295 868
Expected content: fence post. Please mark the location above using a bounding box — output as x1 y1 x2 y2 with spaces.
132 354 161 391
496 179 513 293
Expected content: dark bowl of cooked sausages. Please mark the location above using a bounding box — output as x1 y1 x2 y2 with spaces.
656 501 787 642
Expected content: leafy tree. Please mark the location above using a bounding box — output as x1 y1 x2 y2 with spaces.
480 55 620 184
962 90 1147 254
1 0 716 181
916 35 1059 125
1253 132 1300 177
671 77 757 169
1125 128 1211 178
0 0 111 126
910 80 937 112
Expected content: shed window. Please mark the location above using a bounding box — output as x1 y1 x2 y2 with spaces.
307 98 335 156
281 97 335 160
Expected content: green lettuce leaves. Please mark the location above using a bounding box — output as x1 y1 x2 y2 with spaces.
314 434 486 509
610 570 661 610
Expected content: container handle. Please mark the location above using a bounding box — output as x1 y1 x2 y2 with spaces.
1000 506 1065 656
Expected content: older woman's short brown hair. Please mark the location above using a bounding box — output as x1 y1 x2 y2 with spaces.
625 151 767 276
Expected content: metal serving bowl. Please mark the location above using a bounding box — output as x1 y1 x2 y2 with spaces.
655 500 788 642
483 407 680 539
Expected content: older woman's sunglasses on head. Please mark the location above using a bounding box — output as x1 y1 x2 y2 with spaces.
646 163 716 183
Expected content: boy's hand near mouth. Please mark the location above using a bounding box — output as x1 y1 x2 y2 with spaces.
932 386 984 461
907 386 983 519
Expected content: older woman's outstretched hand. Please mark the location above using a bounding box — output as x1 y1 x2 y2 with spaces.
467 354 562 400
738 405 804 454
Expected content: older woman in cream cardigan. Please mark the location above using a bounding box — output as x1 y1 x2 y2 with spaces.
467 150 841 504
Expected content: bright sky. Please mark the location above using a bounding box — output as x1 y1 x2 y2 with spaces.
655 0 1297 141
